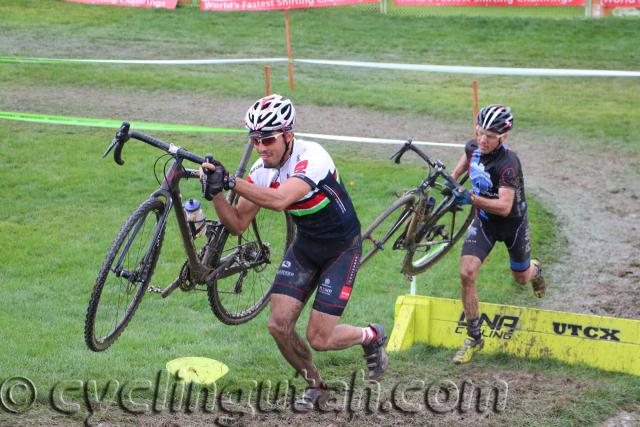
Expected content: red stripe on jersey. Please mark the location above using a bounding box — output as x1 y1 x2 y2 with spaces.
288 191 327 210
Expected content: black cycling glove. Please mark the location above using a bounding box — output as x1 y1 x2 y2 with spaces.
201 163 228 201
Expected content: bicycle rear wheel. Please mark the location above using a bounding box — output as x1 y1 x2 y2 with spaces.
402 175 473 275
360 194 416 268
84 198 165 351
207 209 294 325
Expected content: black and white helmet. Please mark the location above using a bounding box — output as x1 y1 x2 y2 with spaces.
245 94 296 134
476 104 514 134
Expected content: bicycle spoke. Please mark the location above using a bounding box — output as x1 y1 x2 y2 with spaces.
361 195 415 267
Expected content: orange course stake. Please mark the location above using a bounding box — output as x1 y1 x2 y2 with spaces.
284 10 295 91
472 80 479 132
265 65 271 96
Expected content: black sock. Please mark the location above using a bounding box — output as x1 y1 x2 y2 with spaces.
467 317 482 341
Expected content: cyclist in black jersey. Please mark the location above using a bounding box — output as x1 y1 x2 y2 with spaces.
199 95 387 410
449 104 546 365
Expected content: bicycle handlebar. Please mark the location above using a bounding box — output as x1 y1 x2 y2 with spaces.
390 140 461 188
103 121 213 167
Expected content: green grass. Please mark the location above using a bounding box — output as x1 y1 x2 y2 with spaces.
1 1 639 425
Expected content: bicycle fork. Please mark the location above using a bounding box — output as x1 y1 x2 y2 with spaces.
404 190 436 252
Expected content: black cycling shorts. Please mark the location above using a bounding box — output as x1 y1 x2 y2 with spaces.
461 211 532 272
271 234 362 316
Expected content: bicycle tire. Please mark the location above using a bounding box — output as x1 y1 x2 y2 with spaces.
402 175 474 275
207 209 294 325
360 193 416 268
84 198 166 352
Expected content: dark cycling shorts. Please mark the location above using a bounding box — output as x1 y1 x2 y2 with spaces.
461 211 532 272
272 234 362 316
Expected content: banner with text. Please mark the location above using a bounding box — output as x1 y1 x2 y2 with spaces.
602 0 640 6
65 0 178 8
201 0 377 11
393 0 584 5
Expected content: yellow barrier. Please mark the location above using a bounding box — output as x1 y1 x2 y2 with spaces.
387 294 640 376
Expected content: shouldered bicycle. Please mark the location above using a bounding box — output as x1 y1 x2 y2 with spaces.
360 140 474 276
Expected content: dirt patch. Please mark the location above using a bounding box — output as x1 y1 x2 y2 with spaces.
1 369 593 426
601 407 640 427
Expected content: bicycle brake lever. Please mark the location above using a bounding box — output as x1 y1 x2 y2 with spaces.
390 139 413 164
201 154 215 200
103 122 131 165
102 139 118 158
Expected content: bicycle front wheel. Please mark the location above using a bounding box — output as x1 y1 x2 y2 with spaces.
360 194 416 268
207 209 294 325
84 198 166 352
402 196 474 276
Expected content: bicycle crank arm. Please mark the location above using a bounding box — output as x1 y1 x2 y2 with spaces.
160 278 181 298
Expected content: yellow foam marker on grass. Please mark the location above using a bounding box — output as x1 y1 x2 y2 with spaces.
166 357 229 385
388 294 640 376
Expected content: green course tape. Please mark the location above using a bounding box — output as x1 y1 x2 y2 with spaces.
0 56 288 65
0 57 77 64
0 112 246 134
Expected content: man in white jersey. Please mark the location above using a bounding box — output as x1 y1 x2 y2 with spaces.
200 95 387 410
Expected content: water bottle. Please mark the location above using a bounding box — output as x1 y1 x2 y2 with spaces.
184 199 206 239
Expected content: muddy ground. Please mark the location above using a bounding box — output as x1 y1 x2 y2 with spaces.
2 86 639 426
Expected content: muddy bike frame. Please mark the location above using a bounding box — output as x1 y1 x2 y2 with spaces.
103 121 259 297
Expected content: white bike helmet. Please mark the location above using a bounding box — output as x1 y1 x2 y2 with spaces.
245 94 296 135
476 104 514 135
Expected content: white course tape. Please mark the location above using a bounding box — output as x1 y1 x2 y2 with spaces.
296 59 640 77
4 56 639 77
296 132 464 148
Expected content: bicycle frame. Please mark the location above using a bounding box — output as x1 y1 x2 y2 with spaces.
119 130 258 290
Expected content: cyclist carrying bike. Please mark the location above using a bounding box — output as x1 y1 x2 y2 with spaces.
200 94 388 409
449 104 546 365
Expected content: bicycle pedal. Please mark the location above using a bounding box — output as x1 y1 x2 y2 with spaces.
147 285 163 294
